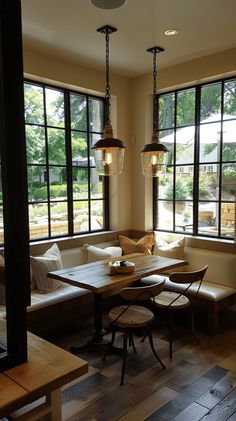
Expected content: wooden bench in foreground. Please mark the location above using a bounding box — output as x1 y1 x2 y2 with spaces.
0 332 88 420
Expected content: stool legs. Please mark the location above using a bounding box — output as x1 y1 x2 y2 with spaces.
121 332 129 385
146 327 165 369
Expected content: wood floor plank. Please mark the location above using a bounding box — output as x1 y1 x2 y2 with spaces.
173 402 209 421
201 387 236 420
196 371 236 409
117 386 177 421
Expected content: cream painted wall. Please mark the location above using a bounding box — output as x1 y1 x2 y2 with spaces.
23 48 131 231
131 47 236 231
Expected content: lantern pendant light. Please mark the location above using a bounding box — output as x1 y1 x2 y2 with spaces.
140 46 168 177
92 25 125 176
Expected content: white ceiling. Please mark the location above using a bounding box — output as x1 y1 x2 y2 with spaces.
21 0 236 79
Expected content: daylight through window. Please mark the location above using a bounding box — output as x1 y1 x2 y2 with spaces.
154 77 236 240
24 81 108 241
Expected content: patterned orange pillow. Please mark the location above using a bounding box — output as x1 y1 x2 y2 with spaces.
118 233 154 255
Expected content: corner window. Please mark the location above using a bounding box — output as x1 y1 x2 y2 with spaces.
154 77 236 240
24 81 108 240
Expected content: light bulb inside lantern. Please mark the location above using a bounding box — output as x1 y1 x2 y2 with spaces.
103 151 112 175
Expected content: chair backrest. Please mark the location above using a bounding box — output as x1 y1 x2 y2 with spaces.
169 265 208 284
120 280 165 302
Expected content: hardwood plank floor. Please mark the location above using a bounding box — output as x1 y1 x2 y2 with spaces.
48 316 236 421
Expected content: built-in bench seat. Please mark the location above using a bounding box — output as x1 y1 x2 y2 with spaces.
141 233 236 335
27 232 122 334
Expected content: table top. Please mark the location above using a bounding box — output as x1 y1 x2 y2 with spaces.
0 332 88 417
48 253 187 294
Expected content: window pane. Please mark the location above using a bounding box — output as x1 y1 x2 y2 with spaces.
49 167 67 201
156 201 173 230
199 122 221 163
159 130 174 166
28 203 49 239
198 201 218 236
70 93 87 130
176 126 194 164
176 166 193 199
158 169 173 200
224 80 236 119
28 166 47 202
47 128 66 165
91 200 104 230
175 202 193 233
222 163 236 201
90 133 101 166
200 82 221 121
90 168 103 199
158 93 175 129
24 83 44 124
221 202 235 239
50 202 68 237
73 168 88 199
89 98 104 132
45 88 64 127
71 131 88 166
73 201 89 232
26 126 46 164
222 120 236 161
199 164 220 200
177 88 195 126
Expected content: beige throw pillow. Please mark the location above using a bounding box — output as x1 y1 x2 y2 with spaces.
82 244 122 263
30 243 63 293
118 233 155 255
154 235 185 273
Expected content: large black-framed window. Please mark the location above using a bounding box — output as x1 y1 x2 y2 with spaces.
154 76 236 240
24 80 109 241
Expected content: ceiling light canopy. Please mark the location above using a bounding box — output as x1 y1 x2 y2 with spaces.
140 46 168 177
164 29 179 36
92 25 125 176
90 0 127 9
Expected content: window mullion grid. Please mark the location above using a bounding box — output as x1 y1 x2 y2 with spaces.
64 90 73 235
173 91 177 232
42 85 51 237
193 85 200 236
218 80 225 238
86 95 91 232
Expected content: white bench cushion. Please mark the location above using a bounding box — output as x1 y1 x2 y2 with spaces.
141 274 236 302
29 284 90 311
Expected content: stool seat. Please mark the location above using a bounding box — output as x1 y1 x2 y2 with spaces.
155 291 190 309
109 305 154 328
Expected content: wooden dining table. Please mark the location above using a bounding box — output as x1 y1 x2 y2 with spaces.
48 253 187 352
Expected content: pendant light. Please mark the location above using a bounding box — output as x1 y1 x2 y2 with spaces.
92 25 125 176
140 46 168 177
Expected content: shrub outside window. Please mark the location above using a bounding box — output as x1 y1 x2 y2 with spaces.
154 77 236 240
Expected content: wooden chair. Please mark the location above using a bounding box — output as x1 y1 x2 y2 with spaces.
103 281 166 385
153 265 208 358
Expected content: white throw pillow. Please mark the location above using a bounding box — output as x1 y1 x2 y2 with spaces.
82 244 122 264
154 235 185 273
30 243 63 293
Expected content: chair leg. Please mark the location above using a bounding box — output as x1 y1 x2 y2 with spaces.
103 324 117 361
129 332 136 353
120 332 129 386
141 331 147 343
146 327 165 370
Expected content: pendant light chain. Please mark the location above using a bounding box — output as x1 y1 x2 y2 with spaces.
105 30 111 125
152 49 158 134
92 25 125 176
